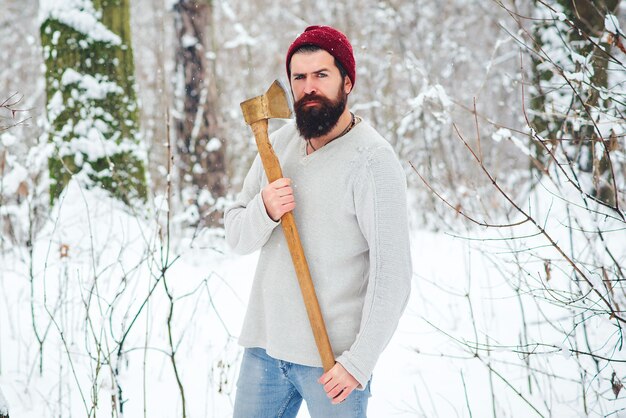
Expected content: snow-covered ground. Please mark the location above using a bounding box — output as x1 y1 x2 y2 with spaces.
1 180 625 417
0 386 8 416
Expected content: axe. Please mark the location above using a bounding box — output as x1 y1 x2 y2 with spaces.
240 80 335 372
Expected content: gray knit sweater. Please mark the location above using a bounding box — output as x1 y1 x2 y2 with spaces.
224 119 412 388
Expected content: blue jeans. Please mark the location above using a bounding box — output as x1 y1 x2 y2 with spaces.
233 347 371 418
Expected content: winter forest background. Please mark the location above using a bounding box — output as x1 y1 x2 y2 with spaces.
1 0 625 417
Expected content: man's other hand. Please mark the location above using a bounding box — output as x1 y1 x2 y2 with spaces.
318 363 359 404
261 178 296 221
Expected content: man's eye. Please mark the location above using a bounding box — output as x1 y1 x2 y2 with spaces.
293 75 304 80
318 73 327 78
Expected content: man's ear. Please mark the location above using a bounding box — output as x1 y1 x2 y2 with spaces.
344 76 353 95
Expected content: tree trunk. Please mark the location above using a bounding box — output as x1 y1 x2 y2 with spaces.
41 0 147 206
173 0 226 227
529 0 620 205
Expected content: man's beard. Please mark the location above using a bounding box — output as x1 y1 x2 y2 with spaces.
294 86 347 140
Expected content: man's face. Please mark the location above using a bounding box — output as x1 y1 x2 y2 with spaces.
289 50 352 139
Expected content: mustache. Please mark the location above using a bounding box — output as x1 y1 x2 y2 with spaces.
295 93 328 108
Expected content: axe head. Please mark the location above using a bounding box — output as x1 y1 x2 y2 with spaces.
241 80 292 125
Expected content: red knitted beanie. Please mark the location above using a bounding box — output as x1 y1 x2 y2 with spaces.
286 25 356 87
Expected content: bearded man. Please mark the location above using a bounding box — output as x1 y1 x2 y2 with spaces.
224 25 412 418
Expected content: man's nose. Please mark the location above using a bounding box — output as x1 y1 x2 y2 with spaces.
303 77 317 95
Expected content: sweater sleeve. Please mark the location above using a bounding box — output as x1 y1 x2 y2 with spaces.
335 146 412 389
223 154 280 255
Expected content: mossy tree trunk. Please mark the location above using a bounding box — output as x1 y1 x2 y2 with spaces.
41 0 147 206
529 0 621 206
174 0 226 227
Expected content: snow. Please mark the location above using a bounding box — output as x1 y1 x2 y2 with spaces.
408 84 452 122
223 23 258 49
0 161 27 195
0 132 16 147
396 82 452 143
1 178 624 417
491 127 511 142
46 90 64 123
198 189 216 207
154 193 169 212
61 69 124 100
0 390 7 416
39 0 122 45
206 137 222 152
490 127 534 157
51 30 61 46
181 34 199 49
605 14 621 35
54 131 139 163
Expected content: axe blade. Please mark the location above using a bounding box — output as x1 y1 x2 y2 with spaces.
265 80 292 119
241 80 292 125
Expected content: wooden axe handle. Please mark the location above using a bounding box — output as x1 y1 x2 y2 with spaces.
250 119 335 372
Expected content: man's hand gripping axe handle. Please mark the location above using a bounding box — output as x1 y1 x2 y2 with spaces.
240 80 335 372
